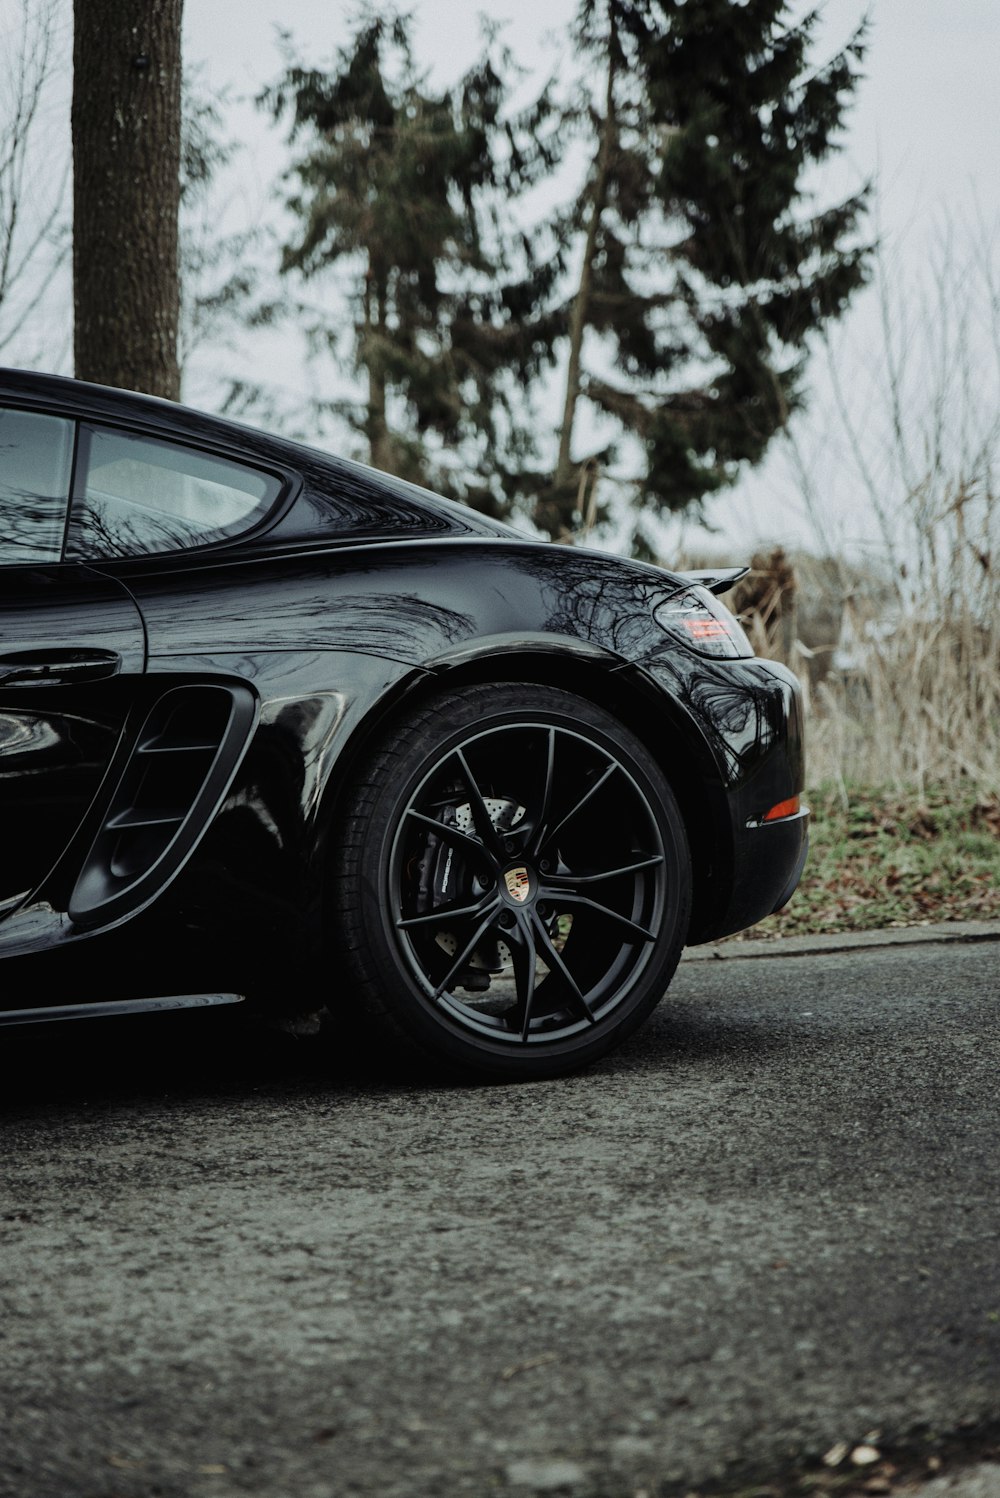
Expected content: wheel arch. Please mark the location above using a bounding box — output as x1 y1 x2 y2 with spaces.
315 640 733 945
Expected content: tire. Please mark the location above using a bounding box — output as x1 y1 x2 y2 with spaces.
328 683 691 1080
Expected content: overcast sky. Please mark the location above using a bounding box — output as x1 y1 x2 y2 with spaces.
185 0 998 221
13 1 989 558
182 0 999 557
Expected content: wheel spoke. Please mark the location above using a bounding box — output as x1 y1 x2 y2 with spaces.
404 807 487 860
432 906 502 1000
540 761 618 852
396 892 498 931
544 853 664 887
531 911 596 1024
544 891 657 944
453 749 505 859
527 728 557 857
506 910 538 1041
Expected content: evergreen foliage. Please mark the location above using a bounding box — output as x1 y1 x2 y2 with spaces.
263 2 870 552
260 14 557 508
538 0 871 550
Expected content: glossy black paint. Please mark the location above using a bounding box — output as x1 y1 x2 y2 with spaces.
0 369 808 1025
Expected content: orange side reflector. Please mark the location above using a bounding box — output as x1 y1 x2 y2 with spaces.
763 796 801 822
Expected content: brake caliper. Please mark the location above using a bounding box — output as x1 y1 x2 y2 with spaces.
415 796 525 992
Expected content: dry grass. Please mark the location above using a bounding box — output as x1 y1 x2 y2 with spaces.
804 219 999 799
670 211 1000 945
702 541 998 800
727 539 1000 933
719 488 1000 801
809 605 1000 797
677 212 1000 931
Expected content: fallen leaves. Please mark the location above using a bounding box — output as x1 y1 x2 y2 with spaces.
822 1435 882 1469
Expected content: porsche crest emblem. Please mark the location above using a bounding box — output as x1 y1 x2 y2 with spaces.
504 867 531 903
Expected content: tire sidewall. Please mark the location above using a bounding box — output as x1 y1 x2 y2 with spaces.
349 684 691 1079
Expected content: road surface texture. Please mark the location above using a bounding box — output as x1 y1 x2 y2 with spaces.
1 931 998 1498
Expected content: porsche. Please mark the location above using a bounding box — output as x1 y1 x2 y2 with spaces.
0 369 808 1078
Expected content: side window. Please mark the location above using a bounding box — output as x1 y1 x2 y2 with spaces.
0 408 73 564
65 427 281 560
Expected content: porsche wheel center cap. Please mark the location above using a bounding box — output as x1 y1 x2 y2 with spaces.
502 864 535 904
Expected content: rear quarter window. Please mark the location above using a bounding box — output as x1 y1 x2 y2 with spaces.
0 408 73 564
65 427 282 560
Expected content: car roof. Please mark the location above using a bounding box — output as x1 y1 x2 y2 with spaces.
0 366 536 544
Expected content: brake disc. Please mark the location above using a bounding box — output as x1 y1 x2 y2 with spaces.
425 797 525 987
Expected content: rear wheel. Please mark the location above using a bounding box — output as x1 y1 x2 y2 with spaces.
328 683 691 1079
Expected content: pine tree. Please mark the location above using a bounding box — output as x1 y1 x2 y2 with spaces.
261 15 555 504
536 0 870 550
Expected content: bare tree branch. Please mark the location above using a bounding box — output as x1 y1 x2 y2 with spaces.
0 0 69 356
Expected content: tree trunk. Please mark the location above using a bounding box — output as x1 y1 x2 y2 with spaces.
554 41 618 492
72 0 183 399
363 267 395 472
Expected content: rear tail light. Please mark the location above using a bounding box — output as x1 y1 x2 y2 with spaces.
654 585 754 659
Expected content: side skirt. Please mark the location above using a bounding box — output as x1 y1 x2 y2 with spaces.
0 993 244 1026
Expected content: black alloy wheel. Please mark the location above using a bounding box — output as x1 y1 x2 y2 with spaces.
330 683 691 1079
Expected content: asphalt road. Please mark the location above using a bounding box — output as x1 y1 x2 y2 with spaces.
1 934 998 1498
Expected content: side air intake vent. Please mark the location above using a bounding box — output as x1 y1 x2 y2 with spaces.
69 683 257 927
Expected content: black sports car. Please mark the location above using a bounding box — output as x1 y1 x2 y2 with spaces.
0 369 808 1078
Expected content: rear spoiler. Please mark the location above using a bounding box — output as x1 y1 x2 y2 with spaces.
673 566 749 596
